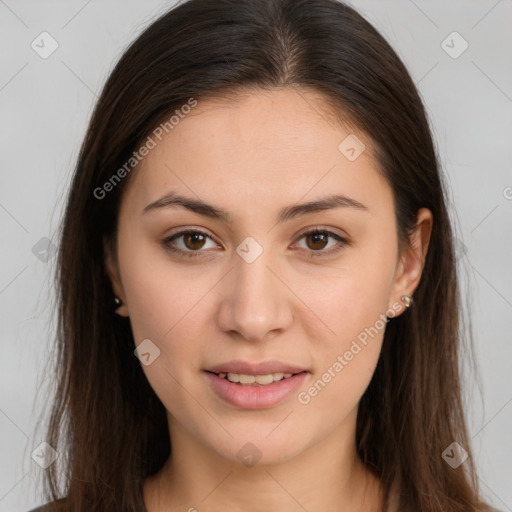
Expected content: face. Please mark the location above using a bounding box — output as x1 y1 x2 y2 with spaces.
107 87 429 467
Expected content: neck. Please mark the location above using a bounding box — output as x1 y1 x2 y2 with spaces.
144 408 384 512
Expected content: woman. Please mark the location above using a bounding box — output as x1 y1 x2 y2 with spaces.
30 0 497 510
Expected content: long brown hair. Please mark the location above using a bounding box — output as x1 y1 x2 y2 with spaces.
40 0 489 510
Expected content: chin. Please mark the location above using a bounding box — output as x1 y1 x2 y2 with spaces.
201 427 311 468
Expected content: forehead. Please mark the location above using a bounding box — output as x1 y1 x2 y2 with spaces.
151 87 370 162
121 87 389 217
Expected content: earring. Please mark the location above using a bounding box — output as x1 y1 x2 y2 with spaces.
401 295 413 308
114 296 125 316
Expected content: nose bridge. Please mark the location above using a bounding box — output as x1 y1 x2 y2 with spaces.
217 238 291 340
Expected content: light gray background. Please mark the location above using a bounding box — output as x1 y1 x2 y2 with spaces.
1 1 511 511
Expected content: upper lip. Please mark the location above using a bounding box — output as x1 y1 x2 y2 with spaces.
206 360 308 375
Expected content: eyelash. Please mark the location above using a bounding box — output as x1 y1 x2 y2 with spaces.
162 228 350 259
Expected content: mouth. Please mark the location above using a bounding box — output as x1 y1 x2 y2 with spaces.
203 365 309 409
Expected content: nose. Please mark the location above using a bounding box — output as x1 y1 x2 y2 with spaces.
216 247 294 343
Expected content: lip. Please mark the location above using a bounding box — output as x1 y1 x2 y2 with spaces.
204 370 309 409
206 359 307 375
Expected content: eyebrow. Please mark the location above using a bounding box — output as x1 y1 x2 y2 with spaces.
142 191 369 223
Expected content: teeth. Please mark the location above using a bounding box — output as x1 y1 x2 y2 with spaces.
218 372 296 385
238 374 256 384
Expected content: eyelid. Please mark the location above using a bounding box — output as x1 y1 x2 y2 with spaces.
164 226 218 242
295 225 349 241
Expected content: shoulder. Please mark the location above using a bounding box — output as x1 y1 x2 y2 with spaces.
480 506 503 512
26 498 67 512
28 500 59 512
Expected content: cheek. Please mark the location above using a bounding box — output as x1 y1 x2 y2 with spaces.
295 237 396 347
118 247 213 419
295 338 382 444
301 280 386 404
118 233 207 342
117 237 221 395
290 237 395 415
293 280 387 437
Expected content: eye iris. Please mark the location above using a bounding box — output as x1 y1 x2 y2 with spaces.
307 232 328 250
184 232 206 250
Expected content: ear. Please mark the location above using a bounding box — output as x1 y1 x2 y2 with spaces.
389 208 433 316
103 234 129 317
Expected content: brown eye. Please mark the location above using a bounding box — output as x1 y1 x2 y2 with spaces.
163 229 217 258
182 232 207 250
304 232 329 250
295 229 349 258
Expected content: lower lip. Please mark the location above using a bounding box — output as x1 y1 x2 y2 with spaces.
204 371 308 409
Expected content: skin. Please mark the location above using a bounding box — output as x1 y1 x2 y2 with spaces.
106 87 432 512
